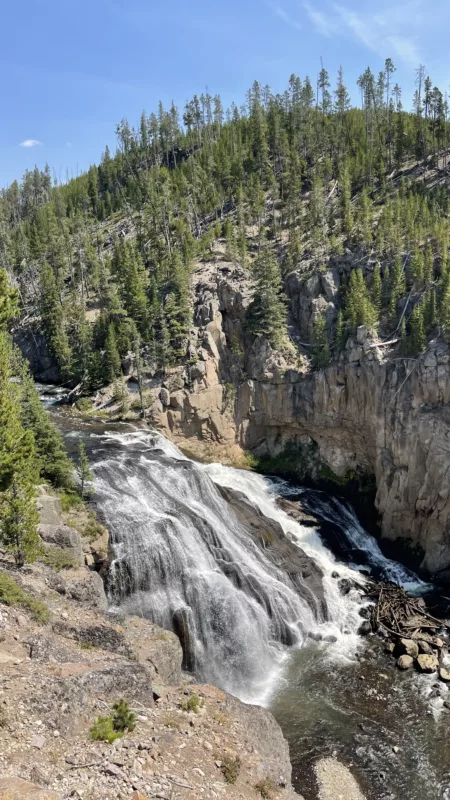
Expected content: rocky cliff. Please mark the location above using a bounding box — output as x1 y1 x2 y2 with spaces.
145 254 450 576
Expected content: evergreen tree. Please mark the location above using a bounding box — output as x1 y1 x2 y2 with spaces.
408 303 426 353
344 269 378 333
104 324 121 384
76 443 93 499
312 313 331 367
371 265 382 314
246 244 287 347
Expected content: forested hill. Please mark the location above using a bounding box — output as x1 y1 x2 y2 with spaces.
2 60 450 391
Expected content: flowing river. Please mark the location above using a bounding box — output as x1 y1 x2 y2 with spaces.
41 390 450 800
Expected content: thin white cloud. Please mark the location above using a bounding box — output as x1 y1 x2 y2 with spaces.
303 2 336 37
302 2 423 67
386 34 421 69
266 1 303 31
19 139 42 148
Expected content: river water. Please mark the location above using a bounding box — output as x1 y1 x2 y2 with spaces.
42 391 450 800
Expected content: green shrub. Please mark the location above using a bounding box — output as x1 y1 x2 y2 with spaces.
255 777 277 798
89 715 122 744
75 398 92 413
111 700 136 733
89 699 136 743
180 693 202 713
0 572 49 624
41 547 78 571
220 754 241 784
58 490 83 512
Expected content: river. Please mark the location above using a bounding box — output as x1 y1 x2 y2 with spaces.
41 388 450 800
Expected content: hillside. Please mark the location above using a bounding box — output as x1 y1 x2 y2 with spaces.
3 60 450 573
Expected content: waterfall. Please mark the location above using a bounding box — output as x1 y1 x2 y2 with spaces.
89 430 367 702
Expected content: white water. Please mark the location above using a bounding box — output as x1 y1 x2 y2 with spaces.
87 429 370 704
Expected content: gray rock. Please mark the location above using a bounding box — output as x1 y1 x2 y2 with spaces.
38 524 83 565
159 388 170 406
396 639 419 659
321 268 340 301
75 662 153 705
190 361 206 381
397 654 414 670
417 654 439 673
60 569 108 611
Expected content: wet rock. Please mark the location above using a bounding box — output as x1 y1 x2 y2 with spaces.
385 643 395 654
439 667 450 682
0 777 58 799
397 655 414 670
396 639 419 659
358 621 372 636
331 571 340 579
417 654 439 673
338 578 352 596
358 606 371 620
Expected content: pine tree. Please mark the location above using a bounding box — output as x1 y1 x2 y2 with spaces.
76 443 93 499
371 266 382 314
344 269 378 333
20 373 73 488
312 313 331 367
246 244 287 347
0 477 40 567
389 256 406 320
104 324 121 384
408 303 426 353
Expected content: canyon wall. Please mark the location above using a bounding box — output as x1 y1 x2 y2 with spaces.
152 259 450 574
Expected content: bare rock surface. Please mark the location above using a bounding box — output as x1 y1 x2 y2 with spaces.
315 757 366 800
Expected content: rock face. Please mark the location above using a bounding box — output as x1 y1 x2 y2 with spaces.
0 777 58 799
147 259 450 575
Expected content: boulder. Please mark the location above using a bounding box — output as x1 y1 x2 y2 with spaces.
159 388 170 406
60 569 108 611
38 524 83 566
358 621 372 636
417 640 434 655
439 667 450 682
74 662 153 705
417 654 439 673
396 639 419 659
0 777 58 799
397 655 414 670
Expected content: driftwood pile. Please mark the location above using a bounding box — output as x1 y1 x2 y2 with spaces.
365 582 450 677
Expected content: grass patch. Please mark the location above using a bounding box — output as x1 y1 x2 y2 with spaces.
255 777 277 798
89 700 136 744
180 693 202 713
220 754 241 784
41 547 78 572
0 572 50 625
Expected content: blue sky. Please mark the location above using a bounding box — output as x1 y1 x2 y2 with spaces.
2 0 450 188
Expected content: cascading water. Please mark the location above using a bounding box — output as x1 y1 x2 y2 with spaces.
90 429 364 702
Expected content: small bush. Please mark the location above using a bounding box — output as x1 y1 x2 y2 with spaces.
180 693 202 713
58 490 83 512
111 700 136 733
89 715 122 744
255 777 277 798
41 547 78 572
0 572 49 625
220 754 241 784
75 398 92 413
89 699 136 743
